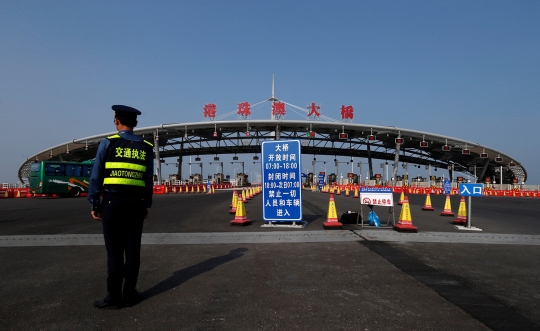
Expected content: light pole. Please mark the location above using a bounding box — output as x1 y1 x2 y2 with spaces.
312 158 326 185
426 164 433 186
335 159 350 185
209 161 223 174
209 161 223 183
447 164 455 187
188 162 203 183
380 162 388 185
231 161 245 186
357 161 370 185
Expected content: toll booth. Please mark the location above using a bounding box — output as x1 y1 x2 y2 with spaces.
327 173 337 185
374 173 382 185
484 176 492 189
236 173 248 187
189 173 202 184
412 176 426 183
213 173 224 184
305 173 314 186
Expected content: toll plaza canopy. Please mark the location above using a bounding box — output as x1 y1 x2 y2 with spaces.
18 119 526 185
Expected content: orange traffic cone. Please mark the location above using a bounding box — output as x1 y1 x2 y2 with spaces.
344 186 350 197
453 197 467 224
229 190 238 214
230 195 252 225
323 193 342 228
440 195 455 216
422 193 435 211
398 191 405 205
394 196 418 232
241 188 248 203
353 186 359 198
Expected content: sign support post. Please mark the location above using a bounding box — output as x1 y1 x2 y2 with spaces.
467 196 472 228
454 183 483 231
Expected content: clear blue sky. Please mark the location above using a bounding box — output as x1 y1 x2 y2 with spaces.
1 1 539 184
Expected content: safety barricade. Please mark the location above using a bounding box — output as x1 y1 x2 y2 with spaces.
14 188 31 198
153 185 165 195
0 188 10 199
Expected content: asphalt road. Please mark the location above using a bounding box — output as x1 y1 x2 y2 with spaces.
1 190 539 330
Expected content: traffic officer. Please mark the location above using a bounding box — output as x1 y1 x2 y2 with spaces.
88 105 154 309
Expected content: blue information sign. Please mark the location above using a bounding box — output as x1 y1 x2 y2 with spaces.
443 179 451 195
459 183 483 197
318 173 325 191
261 140 302 222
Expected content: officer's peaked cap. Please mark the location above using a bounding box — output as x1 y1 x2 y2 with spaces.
112 105 141 116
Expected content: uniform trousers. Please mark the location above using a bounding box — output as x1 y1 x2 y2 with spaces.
101 192 146 302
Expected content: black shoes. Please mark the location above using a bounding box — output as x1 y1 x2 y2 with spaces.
93 299 123 310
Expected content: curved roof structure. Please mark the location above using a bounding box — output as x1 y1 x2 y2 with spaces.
18 119 526 184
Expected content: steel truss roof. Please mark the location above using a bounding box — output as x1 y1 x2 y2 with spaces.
18 120 526 184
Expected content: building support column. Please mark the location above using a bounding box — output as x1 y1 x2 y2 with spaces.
392 142 401 186
478 158 490 181
176 142 183 180
367 141 373 179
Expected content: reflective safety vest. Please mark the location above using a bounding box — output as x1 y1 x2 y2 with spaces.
103 134 153 189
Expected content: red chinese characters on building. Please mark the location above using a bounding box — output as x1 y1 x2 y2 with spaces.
237 102 251 119
272 102 286 118
341 105 354 121
203 103 217 120
307 102 321 119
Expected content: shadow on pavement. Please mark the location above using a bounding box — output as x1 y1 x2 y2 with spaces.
142 247 248 300
360 241 540 331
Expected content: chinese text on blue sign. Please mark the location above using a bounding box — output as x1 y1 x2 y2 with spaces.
443 179 451 195
261 140 302 222
459 183 483 197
